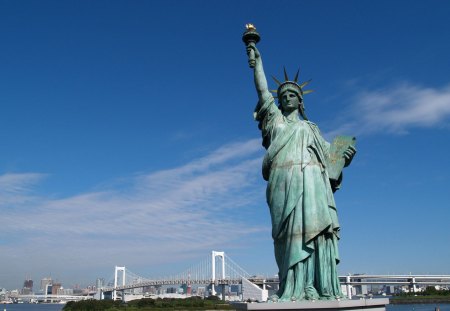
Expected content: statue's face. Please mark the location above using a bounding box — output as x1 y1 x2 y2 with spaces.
280 90 301 113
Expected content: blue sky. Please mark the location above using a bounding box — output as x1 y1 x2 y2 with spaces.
1 0 450 290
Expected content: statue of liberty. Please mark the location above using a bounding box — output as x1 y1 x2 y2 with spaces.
243 25 356 302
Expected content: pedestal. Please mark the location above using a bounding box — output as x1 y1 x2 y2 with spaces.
232 298 389 311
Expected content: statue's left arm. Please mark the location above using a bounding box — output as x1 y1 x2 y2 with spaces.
330 145 356 193
307 122 331 164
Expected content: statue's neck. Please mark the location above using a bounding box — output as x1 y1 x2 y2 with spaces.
283 110 299 122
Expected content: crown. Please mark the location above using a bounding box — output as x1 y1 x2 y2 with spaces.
270 67 313 100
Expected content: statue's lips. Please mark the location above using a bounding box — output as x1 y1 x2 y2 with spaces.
283 102 297 108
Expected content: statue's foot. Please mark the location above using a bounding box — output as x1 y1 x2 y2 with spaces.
305 286 319 300
318 295 333 301
269 295 279 303
277 295 292 302
318 294 345 301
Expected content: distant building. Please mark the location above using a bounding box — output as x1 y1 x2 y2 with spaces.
73 288 84 295
197 286 205 297
0 288 7 301
143 285 156 295
96 278 105 289
45 284 52 295
40 277 52 291
230 285 240 293
9 289 20 297
22 279 33 294
352 276 368 296
156 286 164 295
61 288 74 295
52 283 62 295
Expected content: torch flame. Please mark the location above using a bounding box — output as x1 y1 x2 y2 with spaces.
245 24 256 30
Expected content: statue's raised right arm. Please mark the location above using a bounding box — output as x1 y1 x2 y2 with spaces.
247 45 271 104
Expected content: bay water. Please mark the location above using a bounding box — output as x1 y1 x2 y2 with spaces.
2 302 450 311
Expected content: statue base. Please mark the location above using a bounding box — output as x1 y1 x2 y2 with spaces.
232 298 389 311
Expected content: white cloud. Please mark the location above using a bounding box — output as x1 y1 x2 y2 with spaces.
328 83 450 136
0 139 269 287
0 173 46 206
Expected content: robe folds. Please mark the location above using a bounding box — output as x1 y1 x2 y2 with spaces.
254 96 343 301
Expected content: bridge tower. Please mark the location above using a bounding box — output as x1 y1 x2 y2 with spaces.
113 266 126 301
211 251 225 296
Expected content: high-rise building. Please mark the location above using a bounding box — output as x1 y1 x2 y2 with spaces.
52 283 62 295
40 277 52 291
22 279 33 294
96 278 105 289
23 279 33 290
45 284 52 295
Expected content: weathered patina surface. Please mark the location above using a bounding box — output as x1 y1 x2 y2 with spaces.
243 25 356 302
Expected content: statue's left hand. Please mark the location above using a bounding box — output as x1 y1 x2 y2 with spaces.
343 146 356 167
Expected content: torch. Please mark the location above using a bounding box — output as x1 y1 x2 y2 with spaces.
242 24 260 68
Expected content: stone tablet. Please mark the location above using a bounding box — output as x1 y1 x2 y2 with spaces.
327 136 356 181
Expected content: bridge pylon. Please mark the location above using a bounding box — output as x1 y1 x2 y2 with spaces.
211 251 225 296
113 266 126 301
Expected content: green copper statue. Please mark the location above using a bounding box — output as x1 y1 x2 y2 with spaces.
243 24 356 302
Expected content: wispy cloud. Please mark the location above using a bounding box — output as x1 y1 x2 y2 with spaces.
0 173 46 206
328 82 450 137
0 139 268 285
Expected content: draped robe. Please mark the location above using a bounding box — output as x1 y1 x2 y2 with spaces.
254 95 343 301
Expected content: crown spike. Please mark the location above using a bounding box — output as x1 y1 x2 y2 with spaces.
302 90 314 95
299 79 312 88
283 67 289 81
293 69 300 82
271 76 282 86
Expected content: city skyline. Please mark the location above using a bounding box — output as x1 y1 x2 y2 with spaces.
1 1 450 290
